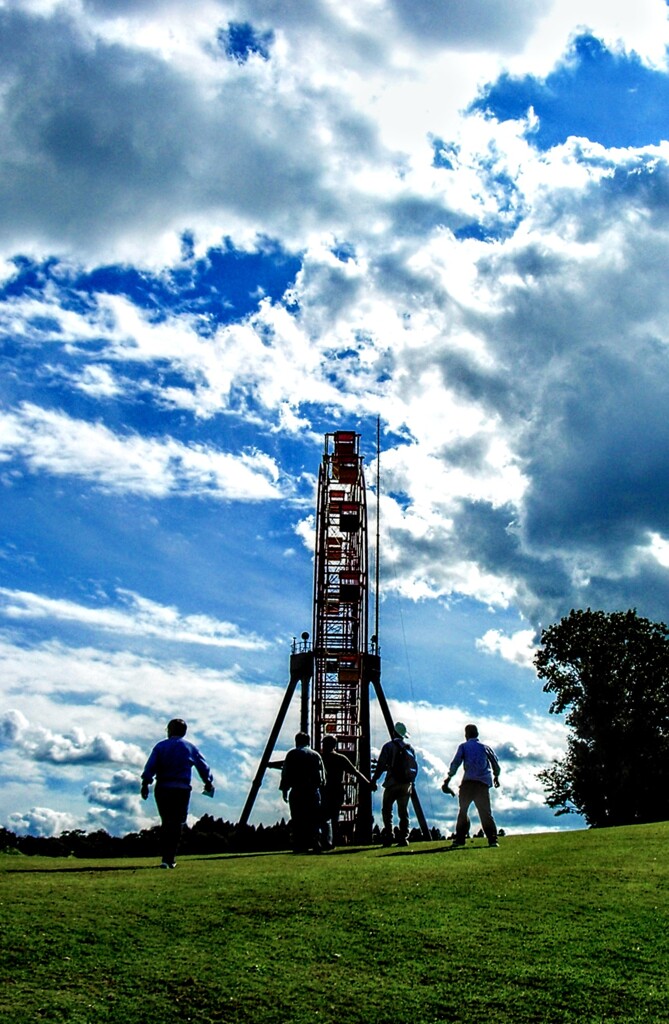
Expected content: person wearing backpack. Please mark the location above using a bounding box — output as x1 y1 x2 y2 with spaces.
442 723 501 848
370 722 418 847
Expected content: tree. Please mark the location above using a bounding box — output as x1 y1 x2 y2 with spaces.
535 608 669 827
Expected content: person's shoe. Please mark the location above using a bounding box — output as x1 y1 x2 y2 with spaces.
488 840 499 848
450 840 466 849
396 838 409 847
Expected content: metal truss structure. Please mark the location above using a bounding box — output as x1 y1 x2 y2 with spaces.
239 429 430 844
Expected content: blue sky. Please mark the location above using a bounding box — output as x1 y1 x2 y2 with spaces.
3 0 669 840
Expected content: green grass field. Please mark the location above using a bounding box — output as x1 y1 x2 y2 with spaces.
2 823 668 1024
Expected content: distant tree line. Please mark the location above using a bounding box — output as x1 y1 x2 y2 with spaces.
0 816 445 859
0 815 291 859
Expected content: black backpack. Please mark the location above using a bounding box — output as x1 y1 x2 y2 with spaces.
391 739 418 783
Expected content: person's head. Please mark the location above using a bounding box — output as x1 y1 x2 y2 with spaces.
322 734 338 753
295 731 310 748
167 718 188 738
465 723 479 739
393 721 409 739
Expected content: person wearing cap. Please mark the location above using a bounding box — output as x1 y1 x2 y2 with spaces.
141 718 214 868
281 731 326 853
370 722 416 847
320 734 373 849
442 723 500 848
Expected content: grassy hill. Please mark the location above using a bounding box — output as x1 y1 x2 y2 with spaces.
2 823 668 1024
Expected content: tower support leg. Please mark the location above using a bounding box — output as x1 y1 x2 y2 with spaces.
239 652 314 827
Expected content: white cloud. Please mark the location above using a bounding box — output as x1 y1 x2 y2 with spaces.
84 768 149 834
0 708 145 765
0 586 270 649
7 806 77 837
0 403 286 499
0 635 571 836
476 628 537 669
2 0 668 841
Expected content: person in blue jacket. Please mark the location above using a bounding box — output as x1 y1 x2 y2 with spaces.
141 718 214 868
443 723 500 848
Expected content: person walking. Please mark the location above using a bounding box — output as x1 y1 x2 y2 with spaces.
442 723 500 848
370 722 417 847
141 718 214 868
320 734 372 849
280 731 326 853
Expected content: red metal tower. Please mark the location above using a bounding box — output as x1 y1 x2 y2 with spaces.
311 430 371 841
239 429 430 844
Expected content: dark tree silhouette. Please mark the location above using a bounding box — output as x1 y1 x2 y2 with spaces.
536 608 669 827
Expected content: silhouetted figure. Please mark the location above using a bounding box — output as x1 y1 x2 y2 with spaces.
370 722 417 847
141 718 214 868
443 723 500 848
281 732 325 853
320 734 372 849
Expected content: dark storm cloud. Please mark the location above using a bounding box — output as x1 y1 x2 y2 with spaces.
450 501 573 625
433 348 511 414
427 151 669 627
521 344 669 553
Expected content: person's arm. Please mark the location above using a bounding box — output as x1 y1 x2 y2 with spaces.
317 753 326 789
486 746 501 787
341 754 372 787
280 750 293 801
371 743 390 786
443 744 464 787
140 747 157 798
191 744 214 791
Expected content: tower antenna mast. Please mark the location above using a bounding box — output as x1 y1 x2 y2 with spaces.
374 416 380 648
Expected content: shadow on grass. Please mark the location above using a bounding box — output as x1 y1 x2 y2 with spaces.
204 844 377 861
4 862 157 874
4 841 463 872
381 842 493 857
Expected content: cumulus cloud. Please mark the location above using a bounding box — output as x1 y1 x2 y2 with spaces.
2 0 669 839
0 635 572 835
0 1 392 263
0 709 145 765
7 806 77 838
476 628 537 668
84 769 148 835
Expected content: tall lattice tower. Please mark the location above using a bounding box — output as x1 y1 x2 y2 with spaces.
311 430 372 842
239 428 430 844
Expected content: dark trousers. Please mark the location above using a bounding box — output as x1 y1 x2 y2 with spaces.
289 788 321 852
382 782 412 842
155 786 191 865
455 780 497 844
